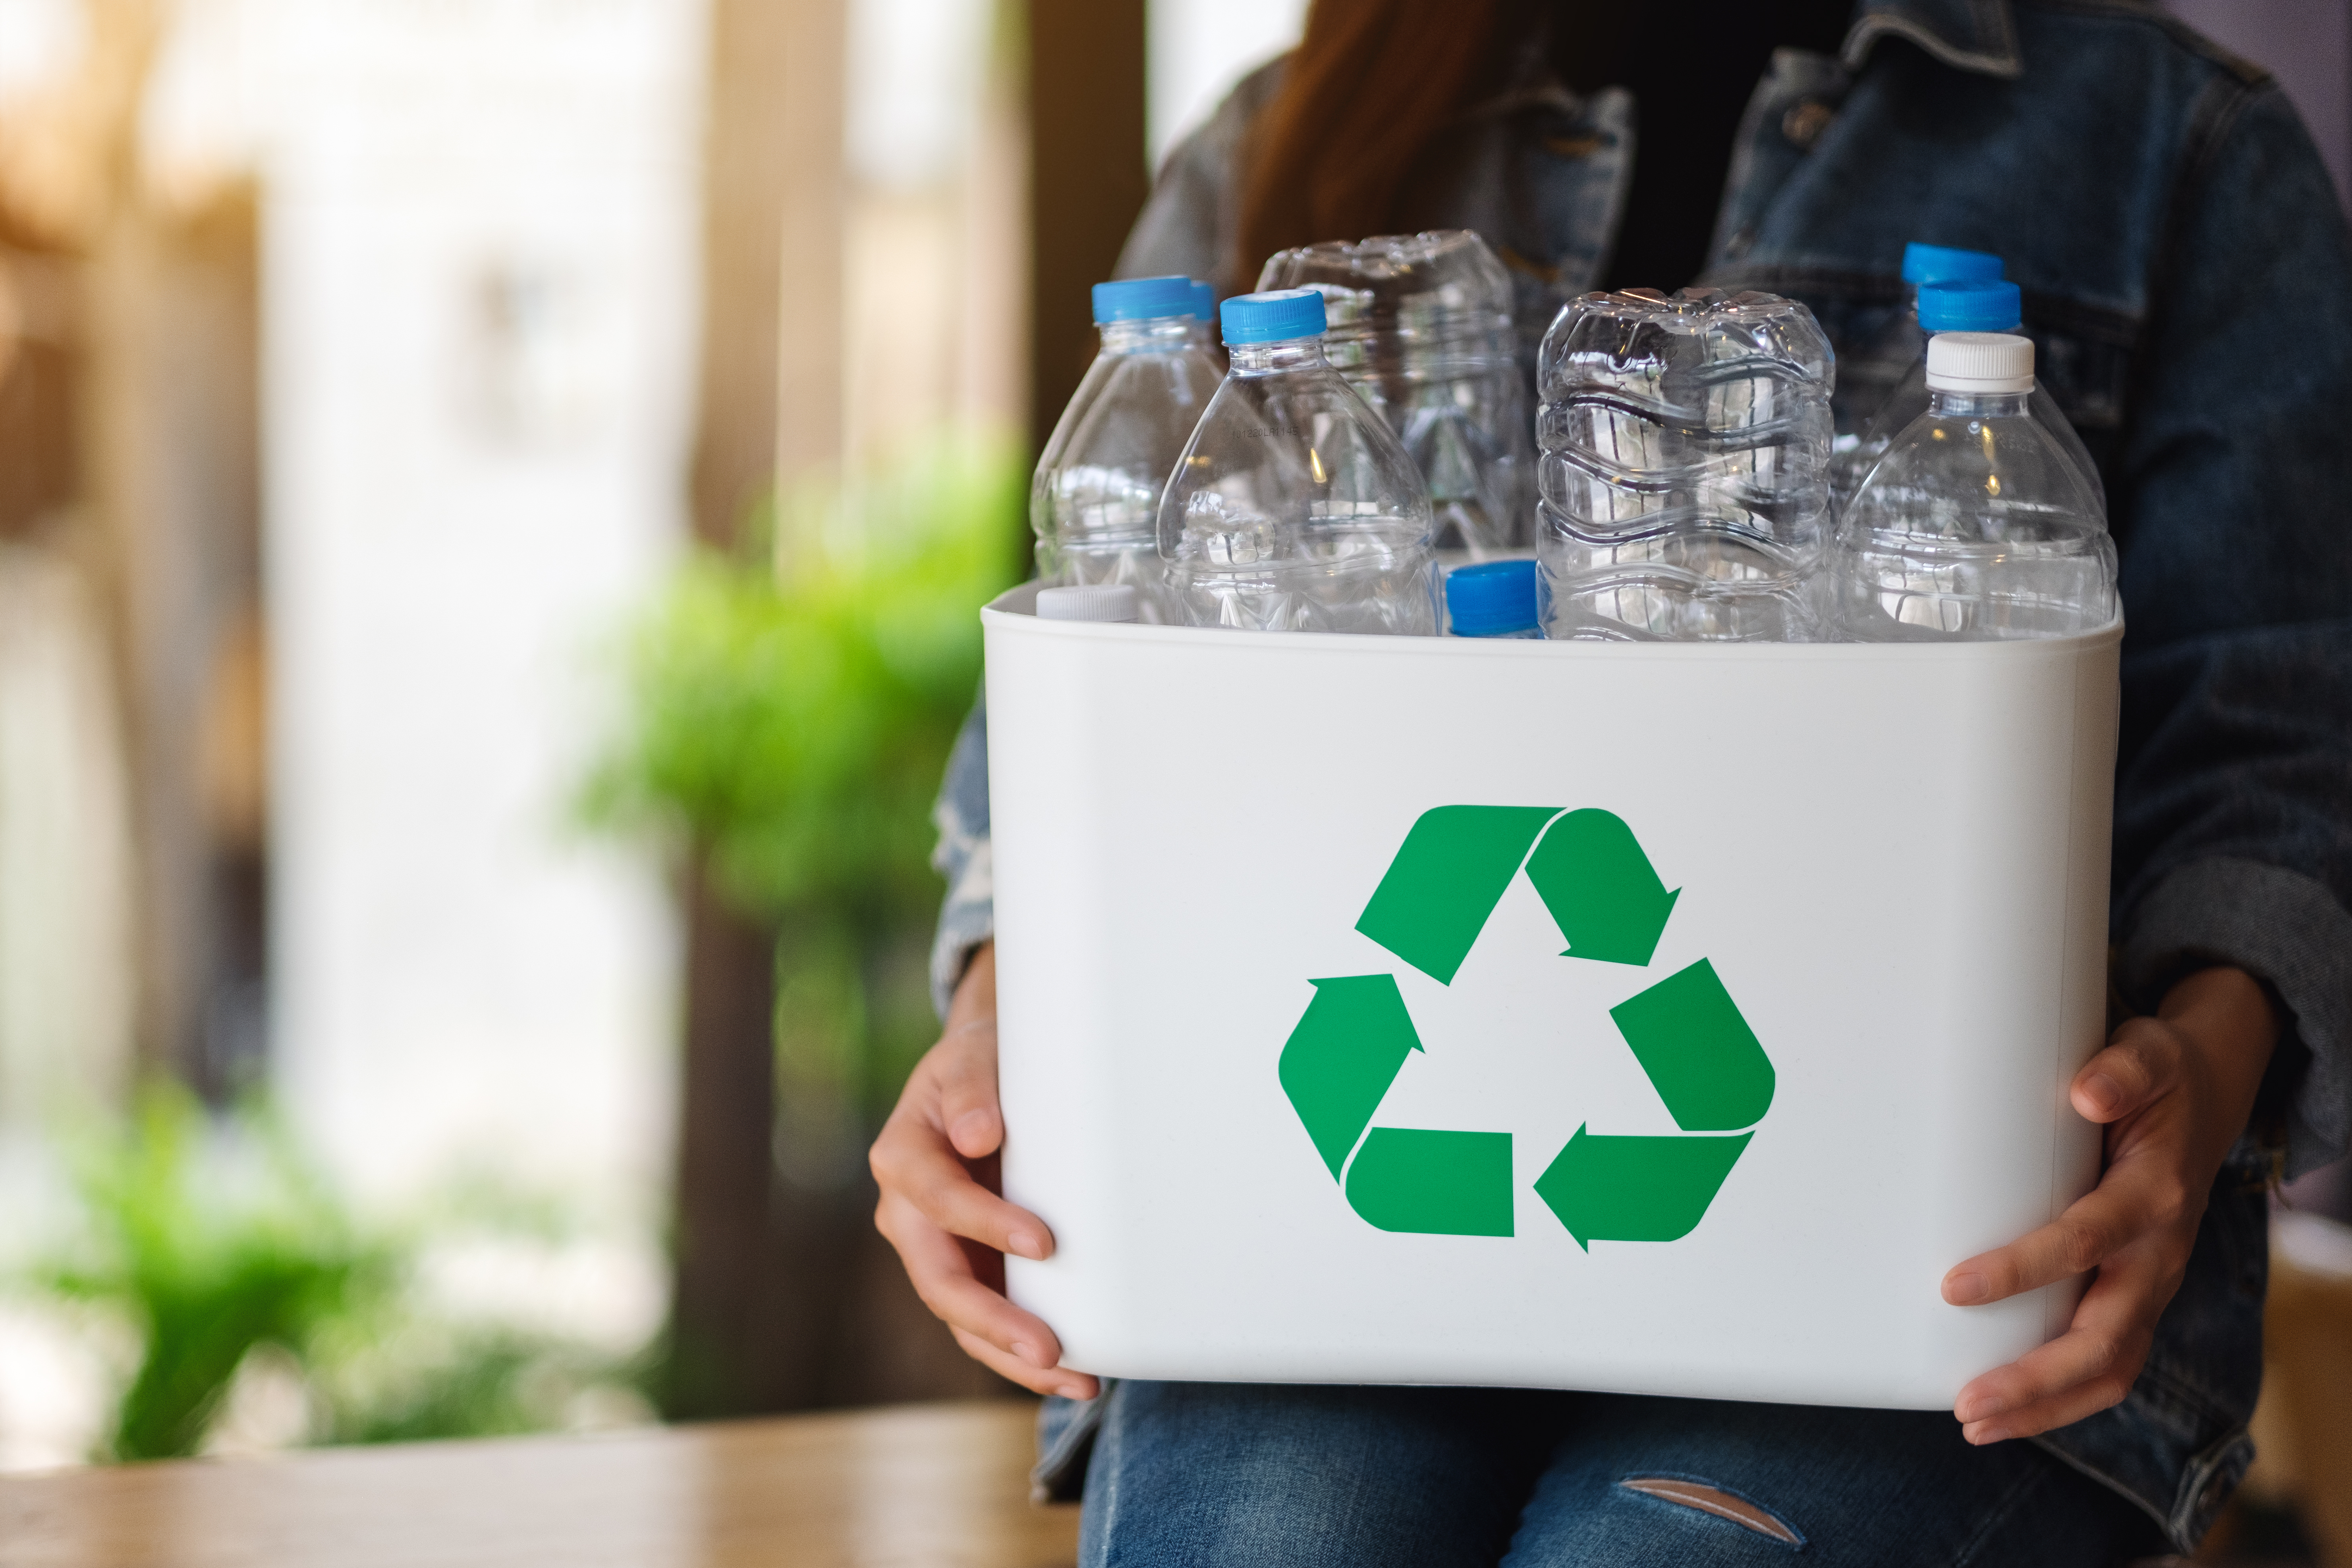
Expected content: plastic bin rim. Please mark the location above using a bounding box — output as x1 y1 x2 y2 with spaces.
981 583 2124 662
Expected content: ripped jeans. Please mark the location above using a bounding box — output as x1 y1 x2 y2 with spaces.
1036 1382 2169 1566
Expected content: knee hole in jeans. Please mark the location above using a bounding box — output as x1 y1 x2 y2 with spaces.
1618 1475 1804 1547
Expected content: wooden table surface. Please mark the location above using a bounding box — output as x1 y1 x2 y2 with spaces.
0 1401 1078 1568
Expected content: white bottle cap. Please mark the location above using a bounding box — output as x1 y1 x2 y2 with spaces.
1037 583 1140 623
1926 331 2035 394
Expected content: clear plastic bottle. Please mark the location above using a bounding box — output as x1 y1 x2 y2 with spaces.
1157 289 1438 634
1257 231 1533 559
1835 332 2118 640
1536 288 1834 641
1829 243 2003 510
1031 275 1225 620
1838 279 2104 517
1444 559 1540 638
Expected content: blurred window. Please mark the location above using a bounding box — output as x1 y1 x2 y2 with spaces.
1148 0 1307 172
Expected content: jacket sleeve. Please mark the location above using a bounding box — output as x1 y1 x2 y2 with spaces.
2110 79 2352 1177
928 691 996 1018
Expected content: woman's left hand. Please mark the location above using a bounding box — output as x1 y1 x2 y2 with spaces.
1944 965 2279 1444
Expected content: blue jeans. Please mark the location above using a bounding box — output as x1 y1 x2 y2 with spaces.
1038 1382 2168 1566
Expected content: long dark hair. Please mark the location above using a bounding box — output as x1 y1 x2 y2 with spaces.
1232 0 1528 288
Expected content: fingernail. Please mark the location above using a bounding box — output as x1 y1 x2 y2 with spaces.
2080 1073 2121 1116
1958 1394 2008 1423
1010 1340 1047 1368
1007 1230 1046 1261
1059 1381 1093 1400
1946 1271 1990 1305
1971 1426 2013 1445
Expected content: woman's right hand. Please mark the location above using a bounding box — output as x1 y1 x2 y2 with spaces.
870 941 1100 1400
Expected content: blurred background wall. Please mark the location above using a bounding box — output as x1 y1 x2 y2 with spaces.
2163 0 2350 210
1148 0 1304 170
0 0 1316 1468
264 0 696 1305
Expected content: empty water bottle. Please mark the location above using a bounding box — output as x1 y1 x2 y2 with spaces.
1856 244 2004 402
1537 288 1834 641
1257 232 1533 559
1190 279 1218 348
1157 289 1437 634
1031 275 1225 619
1837 279 2104 516
1829 242 2002 509
1835 332 2118 640
1444 559 1541 638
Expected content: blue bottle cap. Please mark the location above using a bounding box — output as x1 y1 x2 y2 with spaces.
1918 279 2023 334
1444 559 1539 636
1220 288 1327 345
1093 275 1197 324
1190 279 1216 322
1900 242 2004 285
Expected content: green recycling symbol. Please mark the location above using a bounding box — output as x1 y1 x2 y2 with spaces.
1277 807 1774 1247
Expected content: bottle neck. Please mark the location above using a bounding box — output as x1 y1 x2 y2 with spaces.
1098 316 1199 354
1225 337 1328 375
1926 386 2032 418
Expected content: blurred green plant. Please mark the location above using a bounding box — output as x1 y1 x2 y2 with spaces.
314 1323 644 1446
40 1084 390 1460
27 436 1020 1460
36 1085 647 1461
582 429 1024 1119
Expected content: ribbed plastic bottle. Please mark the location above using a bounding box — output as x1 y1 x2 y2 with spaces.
1031 276 1225 620
1257 231 1533 559
1157 289 1437 634
1536 288 1834 641
1834 332 2118 640
1838 279 2104 516
1829 242 2002 510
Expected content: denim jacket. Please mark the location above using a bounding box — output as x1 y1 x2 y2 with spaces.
934 1 2352 1548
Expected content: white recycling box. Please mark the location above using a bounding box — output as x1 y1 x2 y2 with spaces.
985 582 2120 1410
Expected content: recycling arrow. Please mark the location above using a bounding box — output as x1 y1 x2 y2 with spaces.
1524 809 1680 967
1533 1126 1752 1249
1277 805 1773 1247
1275 975 1514 1235
1609 958 1775 1131
1355 805 1557 985
1348 1128 1514 1237
1277 974 1423 1178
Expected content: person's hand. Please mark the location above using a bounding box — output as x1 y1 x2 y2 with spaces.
1945 965 2278 1443
871 942 1100 1400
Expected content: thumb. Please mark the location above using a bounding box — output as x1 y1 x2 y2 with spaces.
935 1022 1005 1159
2071 1020 2184 1124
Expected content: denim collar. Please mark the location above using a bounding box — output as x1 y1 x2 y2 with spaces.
1844 0 2023 79
1460 0 2023 130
